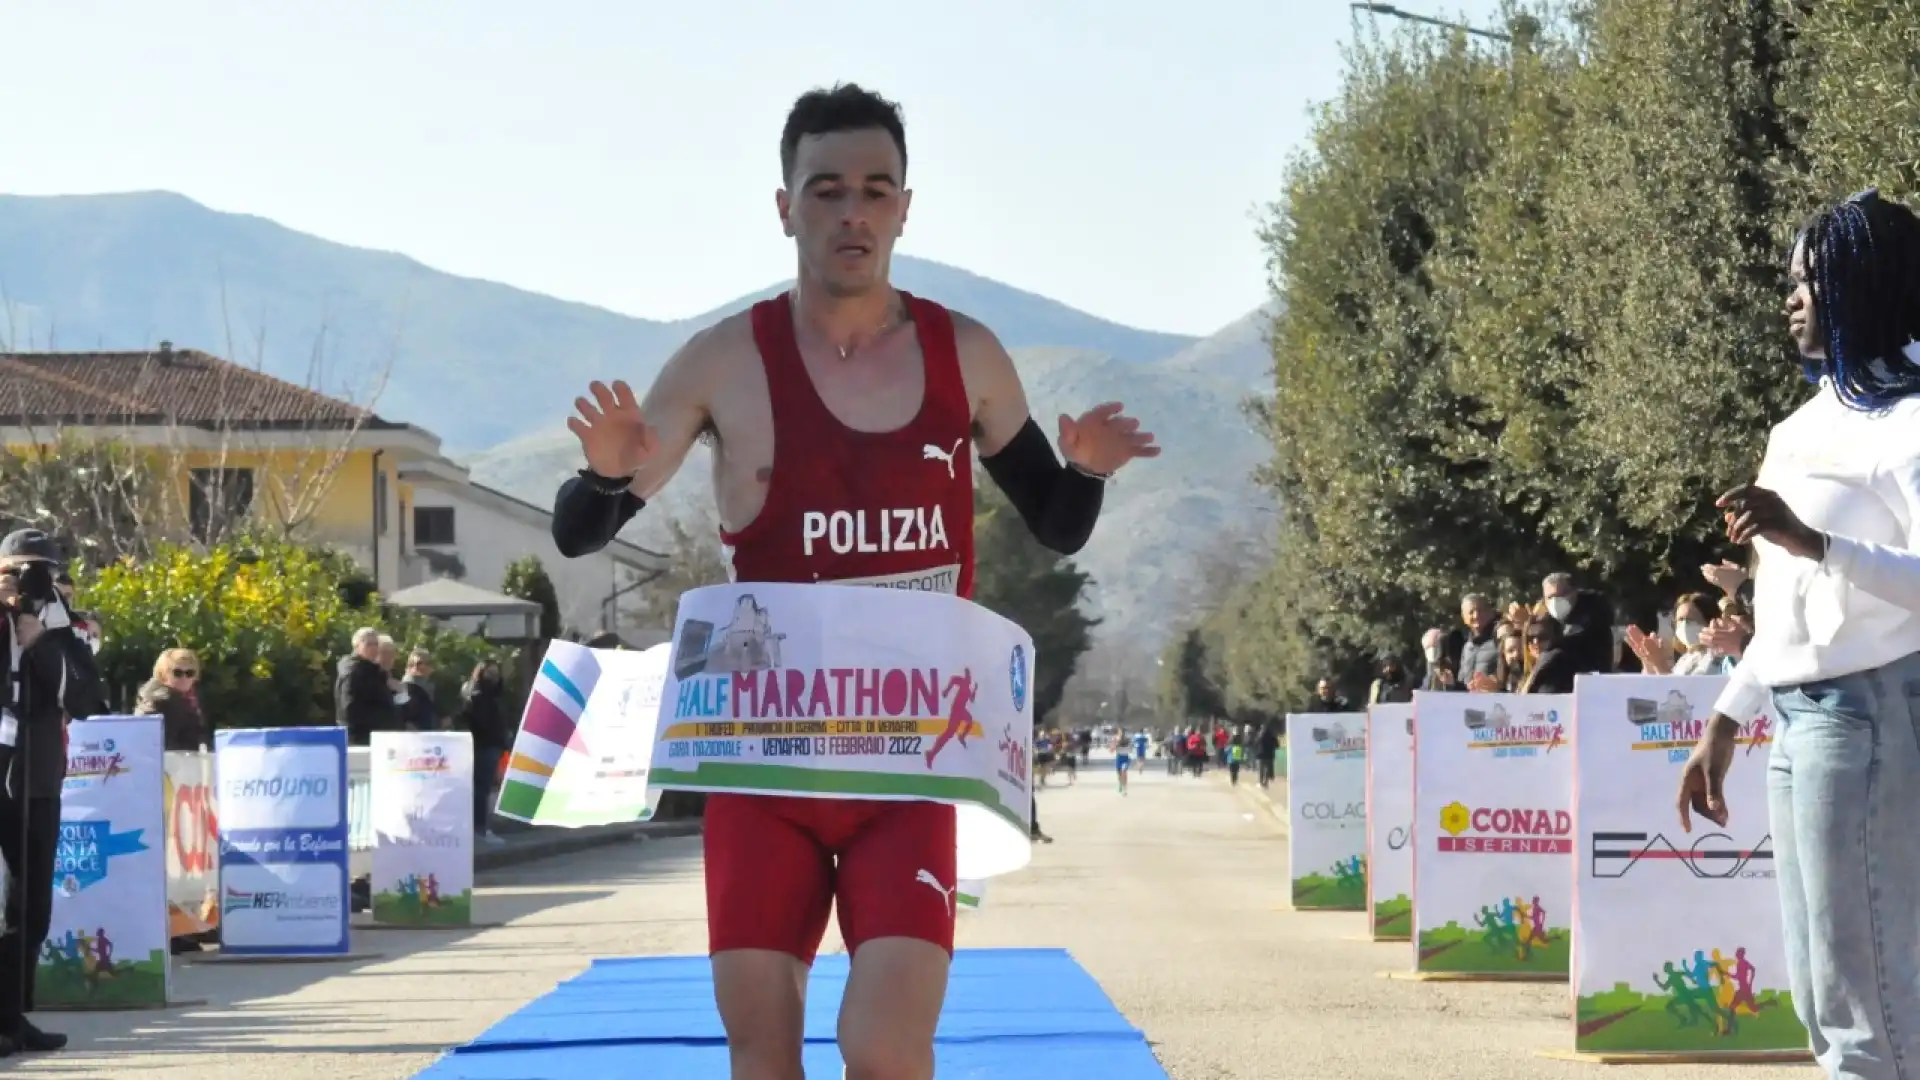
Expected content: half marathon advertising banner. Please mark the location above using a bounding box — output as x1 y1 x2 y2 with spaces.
1365 703 1414 940
214 727 351 956
371 732 475 927
1411 692 1573 978
1285 712 1367 910
42 717 170 1008
1572 675 1806 1055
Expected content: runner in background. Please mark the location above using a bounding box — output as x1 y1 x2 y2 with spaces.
1111 730 1132 796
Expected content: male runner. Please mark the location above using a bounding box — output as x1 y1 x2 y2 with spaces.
1111 730 1131 795
550 83 1158 1080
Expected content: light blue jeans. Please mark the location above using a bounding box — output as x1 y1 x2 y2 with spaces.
1771 649 1920 1080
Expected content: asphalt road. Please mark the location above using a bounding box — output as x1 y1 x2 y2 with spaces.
9 757 1816 1079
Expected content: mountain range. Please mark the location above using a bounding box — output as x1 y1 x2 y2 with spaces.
0 191 1278 647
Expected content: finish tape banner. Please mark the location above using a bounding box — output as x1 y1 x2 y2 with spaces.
499 642 667 827
651 582 1034 880
1366 703 1414 940
1411 691 1573 977
1285 712 1367 910
215 727 351 957
1572 675 1807 1055
41 717 170 1008
371 732 475 927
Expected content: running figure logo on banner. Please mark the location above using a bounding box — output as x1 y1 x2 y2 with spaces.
1411 691 1573 977
1571 675 1805 1055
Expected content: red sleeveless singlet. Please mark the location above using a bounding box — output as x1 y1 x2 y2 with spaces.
718 291 976 599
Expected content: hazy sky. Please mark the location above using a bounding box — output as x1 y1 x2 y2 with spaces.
3 1 1509 337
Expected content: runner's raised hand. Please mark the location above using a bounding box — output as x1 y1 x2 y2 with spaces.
567 380 657 480
1058 402 1160 476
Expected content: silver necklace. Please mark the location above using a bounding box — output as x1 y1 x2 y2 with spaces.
831 304 904 361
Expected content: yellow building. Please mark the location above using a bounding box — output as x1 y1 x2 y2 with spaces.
0 342 667 625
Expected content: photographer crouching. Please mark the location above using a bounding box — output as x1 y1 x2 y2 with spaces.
0 530 105 1058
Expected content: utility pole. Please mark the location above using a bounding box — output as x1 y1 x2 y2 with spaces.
1349 2 1512 43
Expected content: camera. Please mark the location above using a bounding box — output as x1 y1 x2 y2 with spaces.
4 561 70 630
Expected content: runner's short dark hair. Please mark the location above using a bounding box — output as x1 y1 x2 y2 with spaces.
781 83 907 184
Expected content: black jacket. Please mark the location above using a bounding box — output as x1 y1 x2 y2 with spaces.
1561 592 1617 675
400 675 438 733
335 655 398 745
3 621 107 801
1522 648 1579 695
459 677 511 749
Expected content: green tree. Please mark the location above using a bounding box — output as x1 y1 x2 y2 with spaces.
80 538 511 729
1157 626 1228 722
636 502 733 628
502 555 562 640
969 478 1099 726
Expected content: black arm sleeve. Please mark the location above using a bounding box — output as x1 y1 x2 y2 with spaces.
979 417 1106 556
551 473 647 558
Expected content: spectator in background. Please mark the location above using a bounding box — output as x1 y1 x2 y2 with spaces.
1429 657 1459 691
1255 723 1279 788
1519 614 1577 694
336 627 398 746
1627 593 1733 677
459 661 510 846
399 649 439 732
1460 594 1502 691
1368 654 1413 704
1541 572 1617 675
135 648 206 751
1496 627 1527 692
1306 677 1350 713
1419 628 1449 689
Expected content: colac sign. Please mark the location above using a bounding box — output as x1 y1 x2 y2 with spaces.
1437 800 1571 854
53 820 149 894
1299 801 1365 822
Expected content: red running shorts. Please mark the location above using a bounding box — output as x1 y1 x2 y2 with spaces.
703 793 958 964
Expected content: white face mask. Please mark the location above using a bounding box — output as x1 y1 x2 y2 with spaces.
1424 645 1441 662
1675 620 1702 649
1545 596 1574 622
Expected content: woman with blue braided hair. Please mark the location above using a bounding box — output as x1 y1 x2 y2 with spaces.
1677 189 1920 1080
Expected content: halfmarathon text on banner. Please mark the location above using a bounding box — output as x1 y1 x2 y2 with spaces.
498 642 668 827
42 717 169 1007
1411 691 1573 978
650 582 1035 880
214 727 351 956
371 732 475 927
1572 674 1806 1055
1366 703 1414 940
1285 712 1367 910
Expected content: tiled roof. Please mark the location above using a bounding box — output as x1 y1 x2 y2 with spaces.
0 344 398 430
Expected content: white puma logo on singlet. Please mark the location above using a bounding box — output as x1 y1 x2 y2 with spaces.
921 439 963 480
915 868 956 915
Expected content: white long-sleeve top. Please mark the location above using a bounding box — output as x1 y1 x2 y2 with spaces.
1715 369 1920 720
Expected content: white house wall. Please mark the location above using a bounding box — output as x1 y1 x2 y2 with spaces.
407 484 644 636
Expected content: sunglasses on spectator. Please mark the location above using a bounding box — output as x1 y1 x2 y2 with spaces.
1526 634 1550 646
172 668 198 679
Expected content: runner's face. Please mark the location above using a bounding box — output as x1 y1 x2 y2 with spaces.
778 128 910 298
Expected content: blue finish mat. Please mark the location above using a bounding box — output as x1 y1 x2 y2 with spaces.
414 947 1167 1079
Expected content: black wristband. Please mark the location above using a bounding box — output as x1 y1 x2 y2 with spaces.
577 468 637 495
